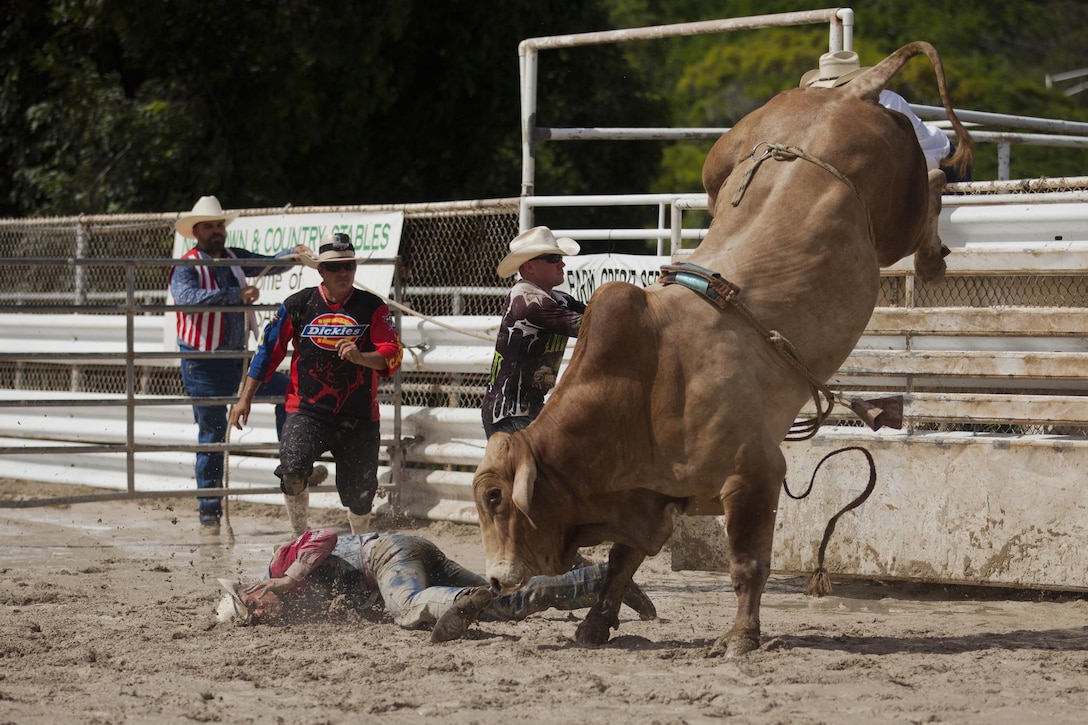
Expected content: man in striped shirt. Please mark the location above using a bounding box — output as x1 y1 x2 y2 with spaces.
169 196 311 536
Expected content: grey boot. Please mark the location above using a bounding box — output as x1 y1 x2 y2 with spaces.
431 587 493 643
284 490 309 537
488 564 604 621
487 564 657 621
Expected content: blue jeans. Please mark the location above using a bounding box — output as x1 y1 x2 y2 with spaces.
367 534 485 629
180 348 288 523
364 534 609 628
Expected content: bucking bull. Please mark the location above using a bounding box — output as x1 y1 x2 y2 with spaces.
473 42 973 657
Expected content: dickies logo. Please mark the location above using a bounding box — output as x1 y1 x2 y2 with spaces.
301 313 367 351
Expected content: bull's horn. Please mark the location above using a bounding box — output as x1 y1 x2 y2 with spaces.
847 395 904 431
512 455 537 528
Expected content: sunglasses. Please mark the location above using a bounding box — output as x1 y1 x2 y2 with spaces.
534 254 564 264
321 261 357 273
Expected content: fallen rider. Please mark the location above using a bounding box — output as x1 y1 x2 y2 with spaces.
216 528 657 642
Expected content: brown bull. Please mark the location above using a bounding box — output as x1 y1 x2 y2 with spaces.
473 42 973 657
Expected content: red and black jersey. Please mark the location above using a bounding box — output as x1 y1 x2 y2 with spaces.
248 286 403 422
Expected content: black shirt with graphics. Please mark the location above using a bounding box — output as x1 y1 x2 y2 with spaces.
482 279 585 426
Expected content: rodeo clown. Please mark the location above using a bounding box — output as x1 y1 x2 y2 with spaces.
229 232 402 537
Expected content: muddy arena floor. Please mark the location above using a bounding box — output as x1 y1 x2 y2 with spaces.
2 478 1088 724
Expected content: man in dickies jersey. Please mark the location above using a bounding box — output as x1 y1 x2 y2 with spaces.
230 233 403 537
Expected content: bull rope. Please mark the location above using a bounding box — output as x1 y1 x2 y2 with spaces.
351 281 496 343
782 446 877 597
659 262 836 440
731 141 875 247
348 280 497 370
731 299 836 441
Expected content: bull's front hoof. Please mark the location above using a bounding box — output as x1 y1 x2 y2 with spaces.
707 632 760 658
574 613 613 645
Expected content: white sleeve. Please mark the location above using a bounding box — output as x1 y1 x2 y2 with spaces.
879 90 951 170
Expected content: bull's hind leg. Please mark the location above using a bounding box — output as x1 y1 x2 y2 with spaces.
913 169 951 282
575 543 645 644
710 453 785 657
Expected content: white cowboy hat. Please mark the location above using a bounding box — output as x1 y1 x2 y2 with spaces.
215 578 253 626
799 50 871 89
301 232 371 269
175 196 240 239
496 226 580 279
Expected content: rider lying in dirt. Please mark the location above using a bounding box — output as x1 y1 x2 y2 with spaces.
216 528 657 642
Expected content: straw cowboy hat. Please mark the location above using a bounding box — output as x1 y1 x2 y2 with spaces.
496 226 580 279
174 196 240 239
301 232 371 269
215 578 252 625
799 50 871 88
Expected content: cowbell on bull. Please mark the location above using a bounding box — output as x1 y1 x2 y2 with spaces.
473 42 973 657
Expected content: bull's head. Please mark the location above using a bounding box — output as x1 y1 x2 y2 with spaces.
472 432 574 592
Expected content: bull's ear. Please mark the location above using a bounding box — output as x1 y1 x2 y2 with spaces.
511 454 537 528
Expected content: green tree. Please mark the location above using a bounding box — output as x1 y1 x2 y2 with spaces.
3 0 1087 220
603 0 1088 187
0 0 667 218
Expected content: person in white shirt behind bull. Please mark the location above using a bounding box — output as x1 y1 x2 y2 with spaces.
800 50 972 183
480 227 609 573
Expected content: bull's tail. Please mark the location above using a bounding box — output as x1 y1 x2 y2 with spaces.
792 446 877 597
845 41 974 182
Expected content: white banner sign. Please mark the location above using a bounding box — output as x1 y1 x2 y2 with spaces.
559 253 669 304
166 211 404 349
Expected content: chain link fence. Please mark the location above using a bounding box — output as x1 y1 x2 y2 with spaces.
1 181 1086 441
878 176 1088 309
0 200 519 408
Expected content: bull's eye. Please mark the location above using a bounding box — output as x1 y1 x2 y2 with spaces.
487 488 502 511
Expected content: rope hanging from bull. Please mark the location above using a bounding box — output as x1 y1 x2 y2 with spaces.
661 139 906 439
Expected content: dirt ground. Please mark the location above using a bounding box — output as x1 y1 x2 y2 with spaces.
2 479 1088 725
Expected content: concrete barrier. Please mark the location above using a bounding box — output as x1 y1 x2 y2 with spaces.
671 430 1088 591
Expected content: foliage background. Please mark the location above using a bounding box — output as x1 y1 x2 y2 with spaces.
1 0 1086 220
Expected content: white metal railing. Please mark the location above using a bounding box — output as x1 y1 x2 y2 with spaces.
1046 67 1088 96
518 8 855 228
520 8 1088 233
4 239 1087 519
0 255 406 510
